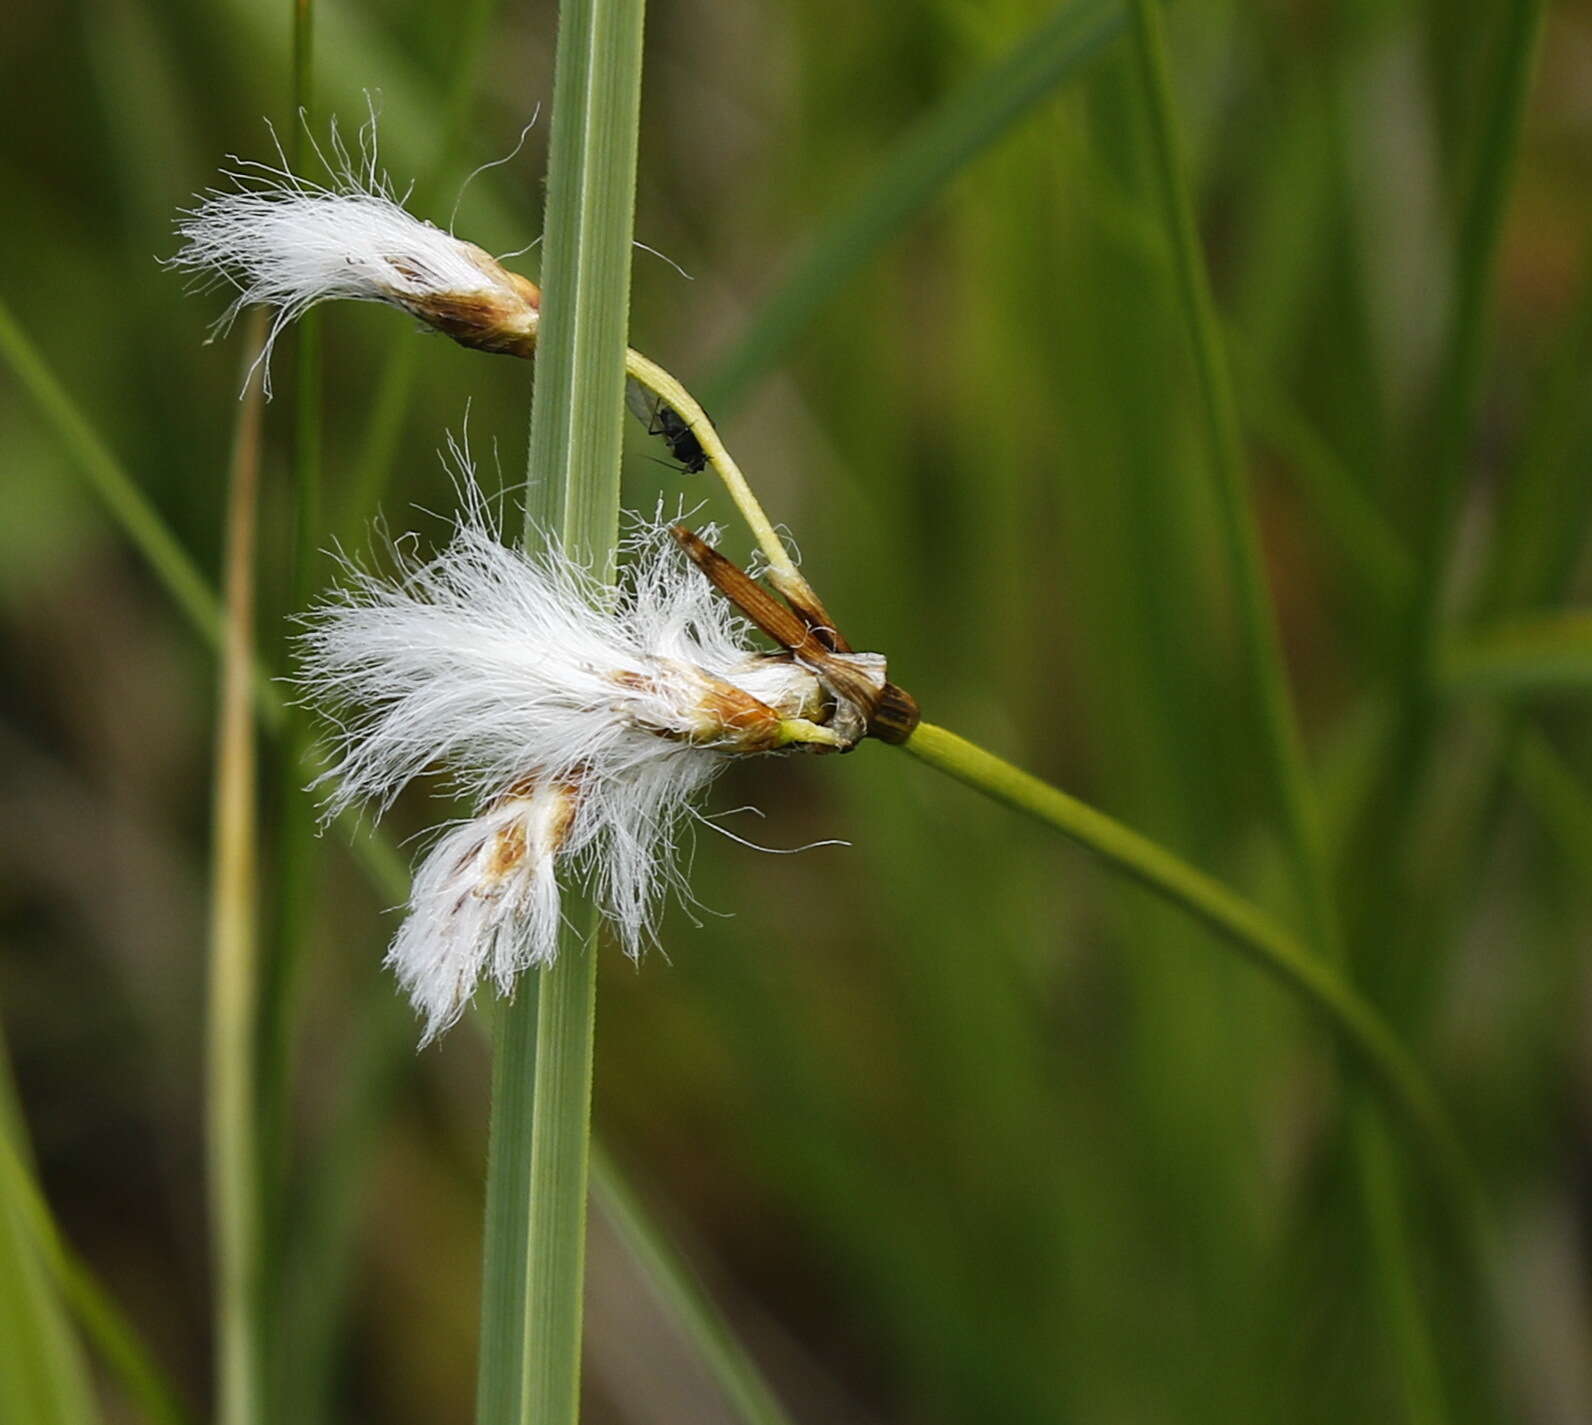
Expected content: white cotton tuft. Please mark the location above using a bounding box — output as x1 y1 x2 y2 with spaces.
300 495 837 1039
391 784 572 1044
170 117 539 394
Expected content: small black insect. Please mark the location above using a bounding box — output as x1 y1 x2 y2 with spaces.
626 379 709 474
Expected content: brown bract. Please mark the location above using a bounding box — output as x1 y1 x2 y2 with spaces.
668 526 920 747
392 246 541 357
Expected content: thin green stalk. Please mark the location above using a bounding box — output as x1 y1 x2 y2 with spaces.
207 319 268 1425
703 0 1125 411
1233 341 1416 616
475 2 648 1423
270 986 412 1425
1514 728 1592 885
0 297 284 726
1355 1111 1448 1425
901 721 1473 1217
624 349 797 582
524 0 645 562
521 935 600 1422
474 991 542 1425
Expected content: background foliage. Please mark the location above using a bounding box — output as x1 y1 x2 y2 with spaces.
2 0 1590 1421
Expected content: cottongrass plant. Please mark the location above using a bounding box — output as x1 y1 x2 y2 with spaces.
300 484 885 1041
170 124 1469 1199
166 80 1490 1425
0 2 1558 1419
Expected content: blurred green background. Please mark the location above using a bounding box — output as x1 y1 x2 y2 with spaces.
3 0 1590 1421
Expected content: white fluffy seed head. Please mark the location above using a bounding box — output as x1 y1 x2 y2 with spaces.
392 783 573 1043
300 492 834 1039
170 118 539 393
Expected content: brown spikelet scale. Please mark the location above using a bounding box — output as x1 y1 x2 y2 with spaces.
668 525 919 746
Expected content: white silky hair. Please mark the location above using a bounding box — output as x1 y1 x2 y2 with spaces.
300 486 823 1038
169 113 516 393
392 787 567 1043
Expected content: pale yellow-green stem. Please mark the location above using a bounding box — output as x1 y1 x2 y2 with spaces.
207 319 268 1425
622 347 801 587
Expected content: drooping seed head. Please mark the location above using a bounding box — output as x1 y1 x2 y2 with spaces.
170 125 541 392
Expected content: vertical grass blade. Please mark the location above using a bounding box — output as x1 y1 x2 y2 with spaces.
474 2 647 1423
474 992 541 1425
1474 236 1592 620
521 938 601 1422
206 321 268 1425
524 0 646 560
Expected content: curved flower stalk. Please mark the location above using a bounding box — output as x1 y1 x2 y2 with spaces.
171 134 811 593
300 493 901 1042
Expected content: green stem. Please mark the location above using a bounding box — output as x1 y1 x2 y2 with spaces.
521 933 600 1422
473 1 647 1422
474 992 541 1425
901 722 1478 1247
1356 1112 1449 1425
624 349 797 581
1339 0 1548 954
1442 612 1592 698
207 319 268 1425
